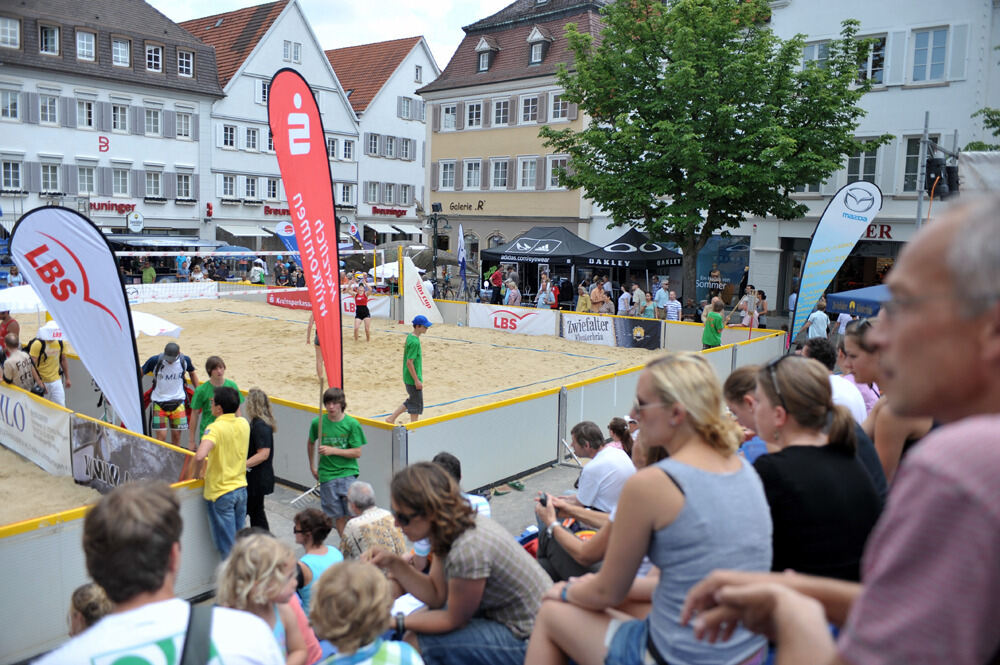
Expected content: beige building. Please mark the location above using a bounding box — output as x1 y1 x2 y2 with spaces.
417 0 607 277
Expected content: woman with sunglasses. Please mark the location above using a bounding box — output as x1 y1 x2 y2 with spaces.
752 355 881 581
293 507 344 615
366 462 551 665
525 353 772 665
844 319 933 482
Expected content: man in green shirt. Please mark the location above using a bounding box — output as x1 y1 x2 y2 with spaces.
309 387 366 536
702 299 725 349
386 315 431 425
141 261 157 284
189 355 243 451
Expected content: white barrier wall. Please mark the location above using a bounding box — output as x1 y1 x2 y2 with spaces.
701 345 737 381
663 321 706 351
733 333 786 367
563 368 642 434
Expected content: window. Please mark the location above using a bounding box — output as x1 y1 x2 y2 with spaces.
177 173 191 199
261 81 269 104
246 128 258 151
519 158 536 188
415 65 422 82
112 38 130 67
267 178 279 200
401 97 411 119
492 159 508 188
478 52 490 72
367 133 379 155
440 162 456 189
366 182 378 203
0 91 18 120
145 44 162 72
399 185 410 206
340 184 353 205
465 160 481 188
794 182 820 194
323 137 336 159
912 28 947 82
530 42 543 64
177 50 193 77
467 102 482 128
39 25 59 55
267 129 274 151
0 17 19 49
283 40 301 62
41 164 60 192
494 99 509 126
176 111 191 139
847 141 878 184
521 96 538 123
39 94 58 124
283 41 291 61
78 166 95 195
488 232 506 248
903 135 939 191
384 184 395 204
76 31 95 61
442 104 457 131
548 156 567 188
2 161 21 190
400 138 410 160
385 136 396 158
343 140 354 161
802 41 829 69
857 36 886 85
223 125 236 148
222 174 235 197
245 177 257 198
551 94 568 120
77 99 94 128
113 168 129 196
112 104 128 132
145 171 161 197
144 108 161 136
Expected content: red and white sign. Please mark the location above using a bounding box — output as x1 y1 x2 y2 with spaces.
268 289 390 318
269 69 343 388
10 206 144 434
468 303 557 336
371 206 408 218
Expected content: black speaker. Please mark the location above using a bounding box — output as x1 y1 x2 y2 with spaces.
925 158 949 198
945 164 960 196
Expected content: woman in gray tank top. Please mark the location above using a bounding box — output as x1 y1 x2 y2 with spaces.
525 353 773 665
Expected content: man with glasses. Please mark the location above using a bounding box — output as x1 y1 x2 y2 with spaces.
682 196 1000 665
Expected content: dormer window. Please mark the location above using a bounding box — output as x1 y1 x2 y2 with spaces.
530 43 543 64
526 25 553 65
479 52 490 72
475 36 499 72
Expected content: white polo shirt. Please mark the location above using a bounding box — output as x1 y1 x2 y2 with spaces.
577 445 636 513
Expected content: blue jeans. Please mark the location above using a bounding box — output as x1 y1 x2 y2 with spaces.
205 486 247 558
417 618 527 665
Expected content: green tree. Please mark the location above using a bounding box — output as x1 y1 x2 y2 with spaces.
541 0 889 297
965 107 1000 151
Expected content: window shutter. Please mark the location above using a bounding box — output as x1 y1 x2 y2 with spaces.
422 140 426 165
885 31 907 86
377 182 385 204
431 162 438 191
132 107 143 135
378 134 386 157
24 162 39 192
455 102 465 130
97 167 112 196
216 123 225 147
216 173 224 197
397 96 404 118
483 99 491 128
164 172 177 199
63 165 76 193
417 100 425 123
567 103 578 121
537 96 548 123
879 137 898 194
24 93 38 124
507 158 516 190
238 126 247 150
480 158 489 190
363 132 372 155
62 97 76 128
949 24 969 81
192 113 199 141
821 175 838 196
535 157 545 190
433 104 440 132
254 79 263 104
455 165 464 191
362 181 370 203
192 175 199 200
98 101 111 131
133 169 146 197
163 110 176 139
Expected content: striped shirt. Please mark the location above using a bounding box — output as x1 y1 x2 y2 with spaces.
664 298 683 321
319 638 422 665
838 415 1000 665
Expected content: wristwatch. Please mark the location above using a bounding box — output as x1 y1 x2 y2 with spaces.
546 520 560 537
393 612 405 640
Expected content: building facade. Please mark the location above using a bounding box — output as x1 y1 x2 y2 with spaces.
0 0 222 238
180 0 359 247
418 0 606 280
327 37 440 247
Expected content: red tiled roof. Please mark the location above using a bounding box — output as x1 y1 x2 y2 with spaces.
419 4 604 94
180 0 288 88
325 36 423 114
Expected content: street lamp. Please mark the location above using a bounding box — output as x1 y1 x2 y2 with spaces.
425 202 452 286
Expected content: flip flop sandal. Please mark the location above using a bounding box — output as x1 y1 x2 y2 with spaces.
492 488 511 496
508 480 526 491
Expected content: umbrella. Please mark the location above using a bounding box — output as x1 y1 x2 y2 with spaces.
213 245 256 260
0 285 47 313
368 263 424 280
37 311 181 340
825 284 890 317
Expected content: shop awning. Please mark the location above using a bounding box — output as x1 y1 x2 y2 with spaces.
216 224 271 238
104 234 224 248
367 223 398 234
393 223 424 235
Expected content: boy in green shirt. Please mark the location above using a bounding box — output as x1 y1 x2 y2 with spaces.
309 387 366 536
702 300 725 349
189 355 243 450
385 315 431 425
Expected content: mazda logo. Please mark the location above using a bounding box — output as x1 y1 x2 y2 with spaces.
844 187 875 213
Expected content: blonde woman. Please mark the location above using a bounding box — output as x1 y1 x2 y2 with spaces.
245 388 277 530
217 534 310 665
68 583 112 637
525 353 772 665
575 284 591 312
310 560 425 665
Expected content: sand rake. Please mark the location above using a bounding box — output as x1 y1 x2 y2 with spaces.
290 484 321 506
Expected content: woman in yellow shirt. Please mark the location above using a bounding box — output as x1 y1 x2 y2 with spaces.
575 284 591 312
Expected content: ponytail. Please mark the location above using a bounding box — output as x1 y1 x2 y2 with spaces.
691 417 743 455
827 404 857 454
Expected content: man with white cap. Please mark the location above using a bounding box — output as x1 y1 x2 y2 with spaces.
141 342 199 446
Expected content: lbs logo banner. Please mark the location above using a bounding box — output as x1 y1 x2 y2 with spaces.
468 303 557 336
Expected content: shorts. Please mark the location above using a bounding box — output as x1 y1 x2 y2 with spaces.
314 333 320 346
404 383 423 415
152 402 188 431
355 305 371 320
319 475 356 519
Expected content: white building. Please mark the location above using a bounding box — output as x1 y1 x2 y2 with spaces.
742 0 1000 316
0 0 222 240
180 0 359 247
326 36 440 245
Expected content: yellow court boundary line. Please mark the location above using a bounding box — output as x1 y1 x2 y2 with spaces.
268 395 396 431
699 343 736 354
563 364 645 391
404 385 563 429
2 382 75 413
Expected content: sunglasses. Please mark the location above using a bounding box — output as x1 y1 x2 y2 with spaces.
632 395 662 413
393 509 421 527
765 355 790 412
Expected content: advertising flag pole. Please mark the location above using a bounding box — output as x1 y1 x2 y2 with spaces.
397 245 404 324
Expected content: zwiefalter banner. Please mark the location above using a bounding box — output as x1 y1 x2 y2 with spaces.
469 303 557 336
268 69 343 388
790 182 883 340
10 206 144 434
561 312 616 346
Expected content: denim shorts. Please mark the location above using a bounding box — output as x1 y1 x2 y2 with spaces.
604 617 652 665
404 384 423 414
417 618 526 665
320 475 356 519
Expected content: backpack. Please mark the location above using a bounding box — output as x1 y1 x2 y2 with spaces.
25 338 64 374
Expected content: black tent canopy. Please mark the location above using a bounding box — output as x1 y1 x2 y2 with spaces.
480 226 603 266
581 228 682 269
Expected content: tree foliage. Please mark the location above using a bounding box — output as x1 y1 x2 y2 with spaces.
541 0 889 296
965 107 1000 151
